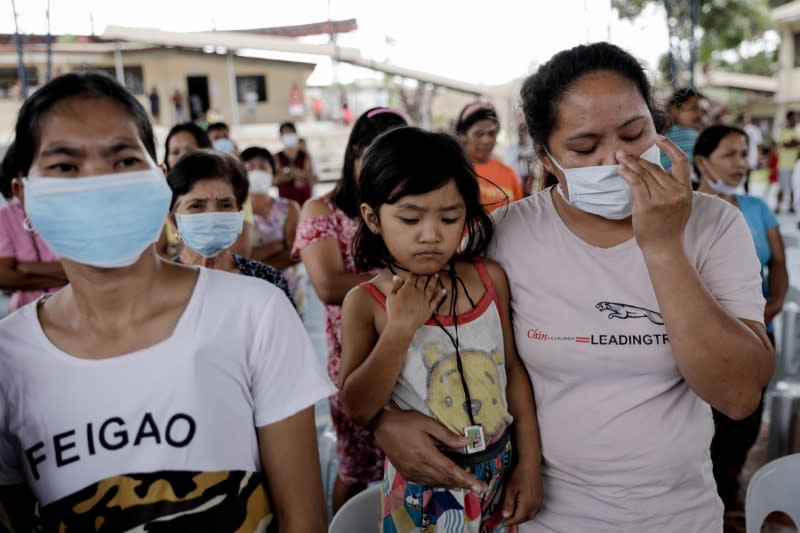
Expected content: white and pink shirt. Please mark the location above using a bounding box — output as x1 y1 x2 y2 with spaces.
488 189 764 532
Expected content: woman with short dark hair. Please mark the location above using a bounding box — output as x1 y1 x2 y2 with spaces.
167 149 291 301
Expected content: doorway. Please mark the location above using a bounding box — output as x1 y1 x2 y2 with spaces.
186 76 209 121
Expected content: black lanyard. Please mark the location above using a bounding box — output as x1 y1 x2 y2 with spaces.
390 261 478 426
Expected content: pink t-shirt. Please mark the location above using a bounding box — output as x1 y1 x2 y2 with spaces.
0 201 61 313
488 189 764 532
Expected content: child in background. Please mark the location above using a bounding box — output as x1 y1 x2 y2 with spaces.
338 127 542 532
661 88 708 187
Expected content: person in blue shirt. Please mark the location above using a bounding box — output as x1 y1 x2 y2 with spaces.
694 124 788 520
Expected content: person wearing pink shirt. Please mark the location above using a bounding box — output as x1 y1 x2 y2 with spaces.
0 144 65 314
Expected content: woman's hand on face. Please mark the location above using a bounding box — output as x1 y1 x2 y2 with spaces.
372 408 488 494
617 135 692 255
385 274 447 336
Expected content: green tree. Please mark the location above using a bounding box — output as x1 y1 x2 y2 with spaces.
613 0 773 80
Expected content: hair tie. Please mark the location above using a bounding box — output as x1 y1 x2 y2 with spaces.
460 102 495 122
366 107 410 122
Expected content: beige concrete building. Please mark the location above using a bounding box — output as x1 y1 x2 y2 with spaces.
1 23 489 133
0 36 316 131
0 23 494 180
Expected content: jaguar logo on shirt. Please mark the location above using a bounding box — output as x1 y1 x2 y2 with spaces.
595 302 664 325
526 301 669 346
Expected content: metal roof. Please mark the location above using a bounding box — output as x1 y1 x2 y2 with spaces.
102 25 484 96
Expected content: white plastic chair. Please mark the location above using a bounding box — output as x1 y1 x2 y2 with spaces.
745 453 800 532
329 483 382 533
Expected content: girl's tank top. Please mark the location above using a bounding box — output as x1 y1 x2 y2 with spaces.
359 258 513 442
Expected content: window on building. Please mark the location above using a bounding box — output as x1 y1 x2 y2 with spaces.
236 75 267 103
0 67 39 99
795 33 800 68
76 65 145 94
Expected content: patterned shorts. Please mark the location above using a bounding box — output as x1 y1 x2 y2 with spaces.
381 436 515 533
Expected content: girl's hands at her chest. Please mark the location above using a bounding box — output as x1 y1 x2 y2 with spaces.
385 273 447 336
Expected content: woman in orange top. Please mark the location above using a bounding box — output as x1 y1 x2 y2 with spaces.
456 102 523 212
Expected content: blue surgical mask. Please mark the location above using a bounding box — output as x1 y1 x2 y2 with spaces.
213 138 236 154
548 145 662 220
24 168 171 268
175 211 244 258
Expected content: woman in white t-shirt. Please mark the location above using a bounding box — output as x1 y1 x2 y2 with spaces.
371 42 774 532
0 72 333 532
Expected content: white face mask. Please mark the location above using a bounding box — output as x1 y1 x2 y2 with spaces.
548 144 662 220
248 170 273 194
707 176 741 196
281 133 299 149
698 157 742 196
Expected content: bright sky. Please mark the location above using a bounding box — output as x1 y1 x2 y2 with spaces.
6 0 670 86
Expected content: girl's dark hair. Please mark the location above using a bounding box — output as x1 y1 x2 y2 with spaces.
693 125 748 175
520 42 665 188
1 142 19 200
455 102 499 135
666 87 705 111
12 71 157 177
352 127 493 272
332 107 409 218
167 149 249 210
240 146 276 174
163 123 212 168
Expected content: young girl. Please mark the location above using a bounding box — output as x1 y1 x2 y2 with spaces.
338 127 543 532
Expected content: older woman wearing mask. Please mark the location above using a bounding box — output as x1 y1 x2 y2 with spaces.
167 149 291 301
158 124 252 259
372 42 773 532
